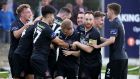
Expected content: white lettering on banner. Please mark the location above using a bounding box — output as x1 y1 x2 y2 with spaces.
118 14 140 22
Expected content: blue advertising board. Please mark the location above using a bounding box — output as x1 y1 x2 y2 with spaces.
104 0 140 58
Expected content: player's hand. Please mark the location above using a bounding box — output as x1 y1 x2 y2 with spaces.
89 44 100 49
50 43 54 49
63 50 72 56
25 21 34 28
26 21 34 26
72 41 79 49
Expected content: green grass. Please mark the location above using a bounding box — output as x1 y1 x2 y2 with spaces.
102 65 140 75
0 65 139 78
128 65 140 75
0 71 9 78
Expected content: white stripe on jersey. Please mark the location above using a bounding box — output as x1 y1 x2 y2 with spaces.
52 23 57 31
54 26 61 34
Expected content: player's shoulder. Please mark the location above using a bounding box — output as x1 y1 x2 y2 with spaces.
36 21 47 29
112 17 123 27
76 24 84 32
89 27 100 38
11 19 21 26
10 20 23 31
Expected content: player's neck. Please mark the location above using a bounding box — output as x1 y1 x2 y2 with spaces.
57 14 63 20
41 18 49 25
110 15 117 22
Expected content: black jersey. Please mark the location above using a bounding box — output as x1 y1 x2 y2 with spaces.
32 20 56 60
9 19 24 57
14 24 35 59
57 30 80 68
76 25 102 67
109 17 128 60
52 17 63 35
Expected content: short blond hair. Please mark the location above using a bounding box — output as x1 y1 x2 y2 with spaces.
61 19 73 29
16 4 31 15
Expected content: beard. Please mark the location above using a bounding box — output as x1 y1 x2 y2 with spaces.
85 23 93 29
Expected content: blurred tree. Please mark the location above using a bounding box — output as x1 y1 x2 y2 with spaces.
12 0 100 18
13 0 39 18
54 0 100 11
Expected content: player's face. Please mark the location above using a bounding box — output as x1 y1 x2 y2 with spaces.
41 0 51 6
64 13 72 20
107 8 113 20
47 14 55 25
77 13 84 25
21 8 33 21
94 16 105 29
62 25 74 36
84 14 94 29
2 4 8 10
76 0 83 6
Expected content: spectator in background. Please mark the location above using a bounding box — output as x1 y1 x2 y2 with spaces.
72 0 88 25
38 0 57 16
0 2 15 43
38 0 51 16
74 11 85 29
65 3 73 13
0 3 2 43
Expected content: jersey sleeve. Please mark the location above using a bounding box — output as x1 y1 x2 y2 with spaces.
45 26 56 40
11 22 20 32
109 26 118 37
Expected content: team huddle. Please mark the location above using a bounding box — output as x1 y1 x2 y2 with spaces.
8 2 128 79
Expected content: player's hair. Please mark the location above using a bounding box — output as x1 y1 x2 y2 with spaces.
41 5 56 17
107 3 121 15
78 11 85 14
16 4 31 15
61 19 73 29
58 7 71 14
85 11 94 16
93 11 105 18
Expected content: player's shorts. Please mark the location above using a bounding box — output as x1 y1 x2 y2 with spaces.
12 53 33 77
105 59 128 79
78 65 101 79
30 54 51 78
55 64 78 79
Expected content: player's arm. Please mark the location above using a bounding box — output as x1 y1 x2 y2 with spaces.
52 37 69 49
100 37 107 42
90 26 118 48
72 41 94 53
13 22 33 38
91 36 116 49
63 50 80 57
